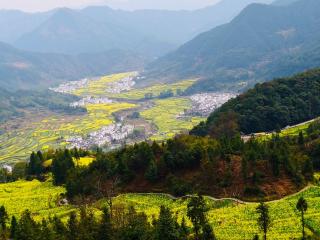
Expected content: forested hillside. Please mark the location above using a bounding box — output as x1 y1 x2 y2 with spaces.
192 68 320 135
145 0 320 92
0 89 86 123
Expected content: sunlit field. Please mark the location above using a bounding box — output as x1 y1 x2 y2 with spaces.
140 97 205 140
110 79 196 100
73 72 137 97
0 177 318 240
0 180 72 220
0 72 202 164
113 186 320 240
0 102 136 164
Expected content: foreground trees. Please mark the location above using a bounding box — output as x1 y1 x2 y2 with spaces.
297 197 308 240
256 202 271 240
0 195 315 240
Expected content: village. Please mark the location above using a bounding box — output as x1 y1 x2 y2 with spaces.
187 92 236 117
105 75 136 94
66 123 135 149
70 96 113 107
50 78 89 94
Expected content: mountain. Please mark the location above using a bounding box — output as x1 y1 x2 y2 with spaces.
14 8 173 56
191 68 320 136
0 0 272 56
0 10 52 43
81 0 273 46
0 42 147 91
144 0 320 92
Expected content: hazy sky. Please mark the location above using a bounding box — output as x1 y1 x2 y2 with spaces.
0 0 221 12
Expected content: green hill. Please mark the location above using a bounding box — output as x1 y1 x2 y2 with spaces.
191 68 320 136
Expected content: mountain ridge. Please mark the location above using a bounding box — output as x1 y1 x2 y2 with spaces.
143 0 320 92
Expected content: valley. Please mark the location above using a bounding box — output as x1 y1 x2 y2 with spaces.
0 71 235 165
0 1 319 239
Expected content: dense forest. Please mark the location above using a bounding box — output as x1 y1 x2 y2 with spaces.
0 89 86 123
191 68 320 135
1 120 319 240
9 119 318 203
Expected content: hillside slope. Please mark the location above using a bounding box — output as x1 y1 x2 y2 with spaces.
145 0 320 91
0 42 147 91
191 68 320 136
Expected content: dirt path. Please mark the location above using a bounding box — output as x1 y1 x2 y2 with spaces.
131 185 319 205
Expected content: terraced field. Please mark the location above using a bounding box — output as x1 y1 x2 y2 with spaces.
140 98 204 140
113 186 320 240
255 118 319 141
0 177 318 239
0 180 72 220
0 73 206 164
72 72 137 97
110 79 196 100
0 101 136 164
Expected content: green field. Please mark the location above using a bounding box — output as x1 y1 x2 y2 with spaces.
0 180 72 221
0 72 202 164
0 101 136 164
112 186 320 240
110 79 196 100
1 179 319 240
140 97 204 140
255 119 319 141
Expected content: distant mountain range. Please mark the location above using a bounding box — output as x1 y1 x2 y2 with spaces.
0 0 272 56
0 42 147 91
144 0 320 92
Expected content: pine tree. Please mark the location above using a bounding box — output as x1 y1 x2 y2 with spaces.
154 206 180 240
145 160 158 182
256 202 271 240
187 195 208 240
28 152 43 176
52 149 75 185
15 210 39 240
296 197 308 240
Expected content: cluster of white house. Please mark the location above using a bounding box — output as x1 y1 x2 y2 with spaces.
188 92 236 116
50 78 89 94
106 75 136 94
66 123 134 149
70 96 113 107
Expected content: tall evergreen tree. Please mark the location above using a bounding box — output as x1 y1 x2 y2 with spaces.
187 195 208 240
15 210 39 240
256 202 271 240
153 206 180 240
52 149 75 185
296 197 308 240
